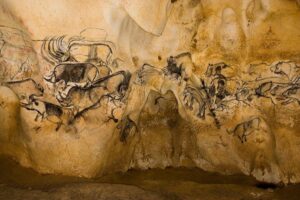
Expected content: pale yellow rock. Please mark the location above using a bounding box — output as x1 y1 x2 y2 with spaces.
120 0 172 35
0 0 299 185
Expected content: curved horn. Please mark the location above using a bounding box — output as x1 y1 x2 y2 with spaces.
56 35 67 55
48 37 64 61
41 37 56 65
174 52 191 59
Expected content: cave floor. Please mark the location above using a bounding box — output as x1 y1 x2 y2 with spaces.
0 155 299 200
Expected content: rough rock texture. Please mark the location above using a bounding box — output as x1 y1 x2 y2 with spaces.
1 155 299 200
0 0 300 184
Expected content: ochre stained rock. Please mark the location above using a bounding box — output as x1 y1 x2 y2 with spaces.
0 0 300 184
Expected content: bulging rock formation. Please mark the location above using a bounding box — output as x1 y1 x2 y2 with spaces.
0 0 300 184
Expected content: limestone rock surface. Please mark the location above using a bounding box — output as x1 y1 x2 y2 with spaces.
0 0 300 184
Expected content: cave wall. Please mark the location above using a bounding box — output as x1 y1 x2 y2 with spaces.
0 0 300 184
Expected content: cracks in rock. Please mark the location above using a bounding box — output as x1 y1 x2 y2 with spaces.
2 25 300 146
